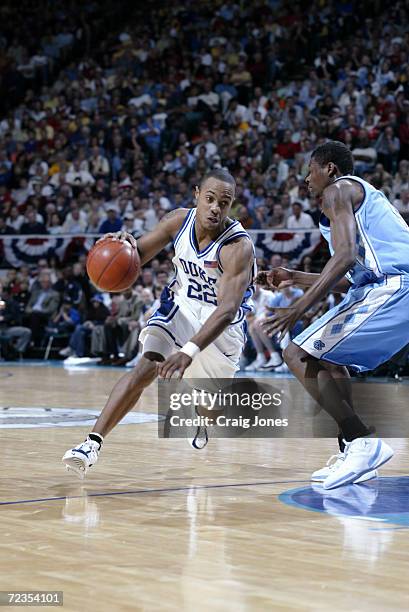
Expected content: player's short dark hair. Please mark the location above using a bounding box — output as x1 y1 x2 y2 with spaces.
311 140 354 175
200 169 236 191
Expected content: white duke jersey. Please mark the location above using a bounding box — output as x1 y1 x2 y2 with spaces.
165 208 256 326
319 175 409 286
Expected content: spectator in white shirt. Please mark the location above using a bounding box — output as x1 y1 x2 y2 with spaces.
66 159 95 187
89 147 110 178
287 202 316 229
63 203 88 233
7 206 25 231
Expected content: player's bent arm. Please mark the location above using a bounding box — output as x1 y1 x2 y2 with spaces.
99 209 189 265
293 184 357 313
256 268 350 294
189 238 254 352
292 271 351 293
113 208 189 266
136 209 189 266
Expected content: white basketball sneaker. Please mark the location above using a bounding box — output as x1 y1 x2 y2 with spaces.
311 451 378 484
189 407 209 450
323 438 394 490
62 437 102 479
244 354 266 371
189 424 209 449
259 352 282 370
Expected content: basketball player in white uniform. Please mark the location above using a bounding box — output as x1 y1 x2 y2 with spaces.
62 169 256 477
259 141 409 489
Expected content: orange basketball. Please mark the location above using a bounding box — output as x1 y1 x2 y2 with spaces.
86 238 141 292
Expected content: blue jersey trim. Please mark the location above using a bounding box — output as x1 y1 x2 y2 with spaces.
189 218 240 258
216 232 252 271
355 213 382 277
148 304 179 323
174 209 194 248
145 322 182 348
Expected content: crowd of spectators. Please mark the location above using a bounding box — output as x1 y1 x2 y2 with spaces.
0 0 408 371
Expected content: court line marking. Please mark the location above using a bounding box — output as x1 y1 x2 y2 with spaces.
0 479 308 507
1 360 408 384
278 477 409 528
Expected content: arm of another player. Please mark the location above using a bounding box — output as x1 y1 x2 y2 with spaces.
262 183 357 337
157 238 254 380
99 209 189 266
255 268 351 293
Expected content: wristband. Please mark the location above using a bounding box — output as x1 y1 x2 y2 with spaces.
180 341 200 360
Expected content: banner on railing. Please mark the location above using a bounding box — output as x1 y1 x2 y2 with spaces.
250 229 322 263
0 229 322 268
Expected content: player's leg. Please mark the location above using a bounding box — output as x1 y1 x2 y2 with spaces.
62 332 174 478
286 277 409 487
245 318 267 369
91 353 161 438
283 343 378 483
284 342 392 489
283 342 364 429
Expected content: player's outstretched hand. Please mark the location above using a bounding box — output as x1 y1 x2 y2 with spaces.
261 307 299 339
255 267 294 291
97 231 137 249
157 352 192 380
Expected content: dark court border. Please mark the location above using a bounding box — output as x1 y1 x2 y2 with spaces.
0 479 308 507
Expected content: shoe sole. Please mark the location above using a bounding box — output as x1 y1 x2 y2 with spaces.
323 444 394 490
259 362 283 370
311 469 378 484
62 455 87 479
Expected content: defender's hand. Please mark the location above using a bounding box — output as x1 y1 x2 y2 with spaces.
157 352 193 380
261 307 300 339
255 267 294 291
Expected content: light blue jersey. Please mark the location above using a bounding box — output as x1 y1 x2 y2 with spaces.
293 176 409 372
319 175 409 286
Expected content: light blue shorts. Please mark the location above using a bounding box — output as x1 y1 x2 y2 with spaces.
293 275 409 372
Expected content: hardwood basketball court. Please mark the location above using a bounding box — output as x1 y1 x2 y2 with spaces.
0 363 408 611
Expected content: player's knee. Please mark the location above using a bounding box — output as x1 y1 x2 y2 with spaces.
127 354 160 387
283 342 302 367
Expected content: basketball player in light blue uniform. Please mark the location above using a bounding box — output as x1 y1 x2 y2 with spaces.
62 169 256 477
260 141 408 489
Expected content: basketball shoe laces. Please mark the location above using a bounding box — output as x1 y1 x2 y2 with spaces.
74 438 100 465
326 451 345 472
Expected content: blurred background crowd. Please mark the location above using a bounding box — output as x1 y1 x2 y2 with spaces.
0 0 408 373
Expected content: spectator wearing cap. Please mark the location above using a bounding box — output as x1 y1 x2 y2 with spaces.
122 212 141 238
99 205 122 233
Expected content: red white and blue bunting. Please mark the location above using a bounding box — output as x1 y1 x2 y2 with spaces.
0 230 321 268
